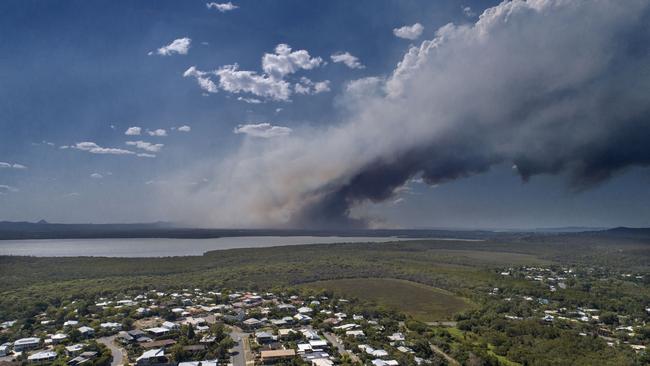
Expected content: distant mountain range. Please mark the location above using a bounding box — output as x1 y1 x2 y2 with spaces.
0 220 647 240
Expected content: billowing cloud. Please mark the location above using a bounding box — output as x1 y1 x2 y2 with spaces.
178 125 192 132
147 129 168 137
331 52 365 69
206 2 238 12
216 64 291 101
125 126 142 136
393 23 423 40
262 44 323 79
184 44 323 101
154 37 191 56
163 0 650 228
233 123 292 138
126 140 164 153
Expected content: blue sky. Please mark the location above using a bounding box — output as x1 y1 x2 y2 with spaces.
1 0 649 229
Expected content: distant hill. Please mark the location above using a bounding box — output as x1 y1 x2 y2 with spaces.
595 226 650 239
0 221 497 240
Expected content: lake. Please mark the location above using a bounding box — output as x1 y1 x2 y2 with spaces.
0 236 477 257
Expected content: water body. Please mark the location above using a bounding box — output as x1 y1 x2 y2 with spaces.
0 236 480 258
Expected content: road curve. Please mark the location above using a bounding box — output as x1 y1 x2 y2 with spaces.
98 336 125 366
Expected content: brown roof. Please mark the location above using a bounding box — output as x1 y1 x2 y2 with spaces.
141 339 177 349
260 349 296 359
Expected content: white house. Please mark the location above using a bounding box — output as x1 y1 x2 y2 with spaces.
51 333 68 344
162 321 178 330
136 348 168 366
13 337 41 352
178 361 218 366
78 326 95 337
28 351 57 364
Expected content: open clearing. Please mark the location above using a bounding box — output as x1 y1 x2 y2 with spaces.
301 277 473 321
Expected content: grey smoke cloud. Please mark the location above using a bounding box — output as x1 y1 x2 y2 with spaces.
164 0 650 228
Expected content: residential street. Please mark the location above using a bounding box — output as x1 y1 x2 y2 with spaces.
228 327 252 366
323 332 360 363
98 335 125 366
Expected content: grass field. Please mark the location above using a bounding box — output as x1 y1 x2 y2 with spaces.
300 277 473 321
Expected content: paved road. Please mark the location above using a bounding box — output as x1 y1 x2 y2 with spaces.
98 336 125 366
229 327 253 366
323 332 360 363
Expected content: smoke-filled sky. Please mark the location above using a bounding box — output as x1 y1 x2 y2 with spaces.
1 0 650 229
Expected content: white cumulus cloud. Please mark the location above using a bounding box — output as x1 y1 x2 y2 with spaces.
331 52 365 69
206 2 238 12
234 123 292 138
155 37 191 56
72 142 135 155
294 77 330 95
126 141 164 153
184 44 323 101
178 125 191 132
147 129 168 137
393 23 424 40
125 126 142 136
216 64 291 101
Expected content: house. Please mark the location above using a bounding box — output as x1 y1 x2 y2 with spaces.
242 318 261 330
63 320 79 327
276 304 295 312
300 329 320 340
270 319 287 327
297 344 312 354
51 333 68 344
297 307 313 314
117 331 135 344
162 321 178 330
136 348 169 366
100 322 122 330
67 351 98 366
13 337 41 352
311 359 333 366
387 333 405 342
277 329 296 339
345 330 364 338
255 331 274 344
260 349 296 364
371 360 399 366
27 351 57 364
141 340 177 350
293 314 312 324
0 345 9 357
65 344 85 356
78 326 95 338
308 340 328 350
177 361 218 366
145 327 170 336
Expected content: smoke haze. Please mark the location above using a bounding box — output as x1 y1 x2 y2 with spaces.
163 0 650 228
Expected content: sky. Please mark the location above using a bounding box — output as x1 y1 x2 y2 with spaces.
1 0 649 229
